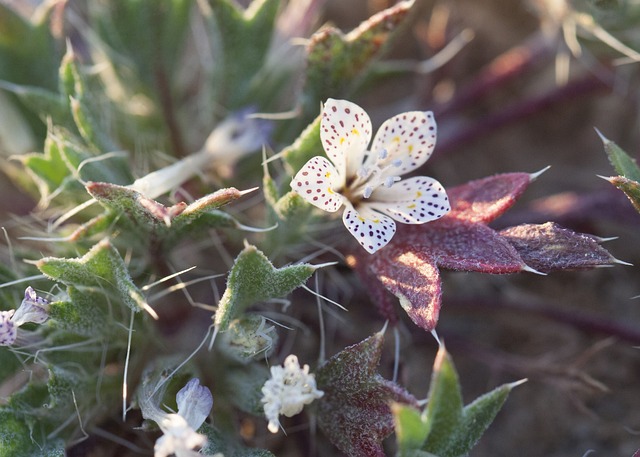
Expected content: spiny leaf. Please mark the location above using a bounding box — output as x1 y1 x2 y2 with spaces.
598 129 640 182
352 172 621 332
304 0 417 110
368 246 441 331
420 346 518 457
214 244 318 330
499 222 626 272
446 172 535 223
86 182 244 247
605 175 640 214
316 328 418 457
36 238 150 315
394 346 519 457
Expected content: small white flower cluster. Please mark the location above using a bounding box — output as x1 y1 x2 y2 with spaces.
0 286 50 346
143 378 214 457
261 354 324 433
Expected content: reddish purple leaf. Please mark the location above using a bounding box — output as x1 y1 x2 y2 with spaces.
400 218 527 274
369 246 441 331
316 329 418 457
347 172 623 333
499 222 624 273
446 172 533 223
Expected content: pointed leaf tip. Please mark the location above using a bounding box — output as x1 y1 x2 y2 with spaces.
594 127 609 144
521 264 547 275
529 165 551 181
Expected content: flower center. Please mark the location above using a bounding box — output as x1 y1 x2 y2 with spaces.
347 149 403 202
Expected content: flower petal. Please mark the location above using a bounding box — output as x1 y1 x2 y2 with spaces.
369 176 450 223
342 203 396 254
175 379 213 431
370 111 436 176
321 99 372 180
291 156 345 212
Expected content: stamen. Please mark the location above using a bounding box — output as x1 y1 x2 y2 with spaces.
357 166 369 179
363 186 374 198
384 176 400 187
392 159 402 167
378 149 388 160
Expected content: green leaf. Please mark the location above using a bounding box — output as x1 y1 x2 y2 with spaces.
605 175 640 213
48 287 112 337
207 0 279 108
36 238 151 315
599 129 640 181
400 345 521 457
393 403 430 452
303 1 418 113
0 410 65 457
282 114 322 174
86 182 245 248
316 327 418 457
213 243 318 331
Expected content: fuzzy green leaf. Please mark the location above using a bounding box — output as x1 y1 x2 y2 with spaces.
36 238 150 315
214 243 317 330
207 0 279 108
401 345 519 457
304 0 417 111
599 130 640 182
282 115 322 174
606 175 640 214
0 410 65 457
48 287 112 337
316 327 418 457
86 182 244 247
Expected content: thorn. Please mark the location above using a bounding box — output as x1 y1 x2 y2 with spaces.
208 325 219 351
521 264 547 275
596 174 616 182
611 257 633 266
594 127 609 144
529 165 551 181
378 320 389 335
593 236 618 242
235 222 278 233
508 378 528 389
239 186 260 196
310 261 339 270
431 329 443 347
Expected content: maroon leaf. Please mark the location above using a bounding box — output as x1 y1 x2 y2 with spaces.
369 246 441 331
446 172 534 223
499 222 626 273
316 328 418 457
347 172 623 333
400 218 527 274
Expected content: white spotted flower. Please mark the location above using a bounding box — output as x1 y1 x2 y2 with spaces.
261 354 324 433
291 98 450 253
0 286 50 346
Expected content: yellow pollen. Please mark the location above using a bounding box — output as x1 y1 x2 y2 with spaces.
325 171 331 178
328 187 334 194
407 204 416 209
352 128 360 135
393 136 400 142
373 219 380 223
408 145 414 155
357 216 366 222
416 191 422 197
340 137 346 145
